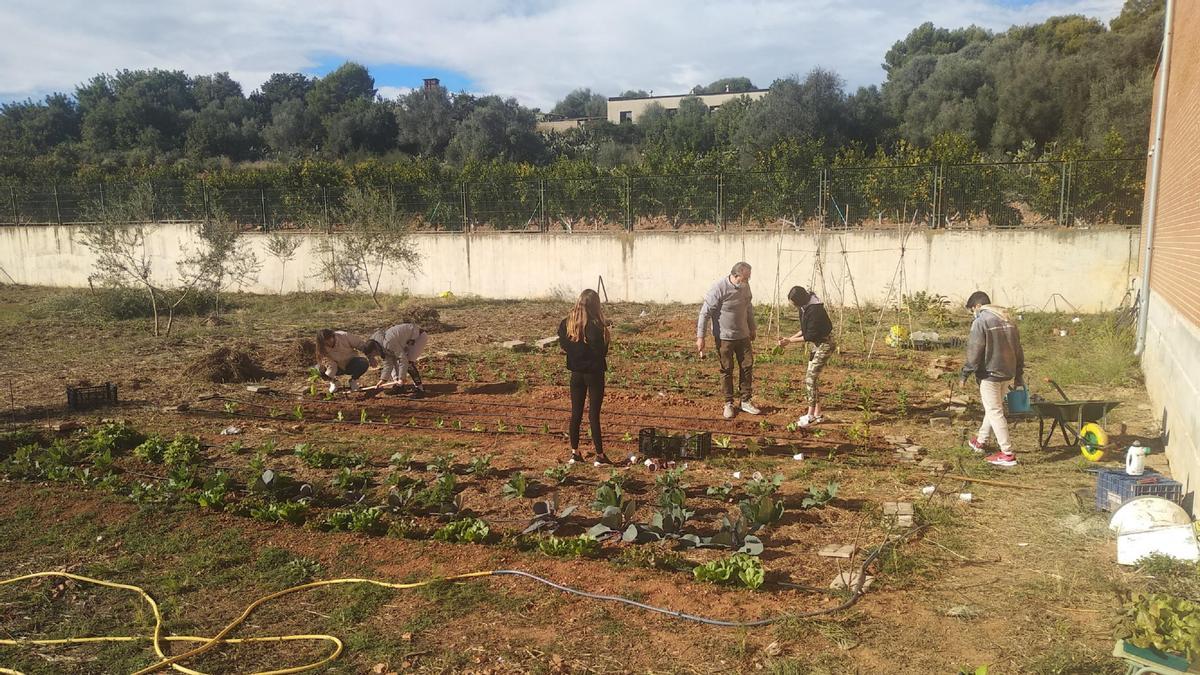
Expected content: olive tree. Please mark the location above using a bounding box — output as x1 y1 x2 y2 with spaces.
312 187 421 306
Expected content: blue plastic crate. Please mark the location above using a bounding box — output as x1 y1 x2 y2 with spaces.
1095 469 1183 512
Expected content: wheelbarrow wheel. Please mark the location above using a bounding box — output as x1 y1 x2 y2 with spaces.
1079 422 1108 461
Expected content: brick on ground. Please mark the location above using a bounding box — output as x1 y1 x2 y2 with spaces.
818 543 857 558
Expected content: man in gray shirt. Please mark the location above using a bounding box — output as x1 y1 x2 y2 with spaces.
696 262 760 419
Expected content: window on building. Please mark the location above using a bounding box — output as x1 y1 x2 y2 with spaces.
619 111 633 123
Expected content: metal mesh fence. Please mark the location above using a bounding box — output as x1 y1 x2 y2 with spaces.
0 159 1144 231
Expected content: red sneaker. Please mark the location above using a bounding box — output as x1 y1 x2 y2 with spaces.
985 452 1017 467
967 437 986 454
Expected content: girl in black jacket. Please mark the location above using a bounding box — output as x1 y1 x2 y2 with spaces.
777 286 835 428
557 289 611 464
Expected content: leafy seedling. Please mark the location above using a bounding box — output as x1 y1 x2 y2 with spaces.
433 517 490 544
537 534 600 558
467 454 494 477
502 472 529 499
738 495 785 531
426 453 456 475
801 481 840 509
706 482 735 501
522 499 579 534
693 553 765 590
324 505 385 534
744 472 784 498
543 463 573 485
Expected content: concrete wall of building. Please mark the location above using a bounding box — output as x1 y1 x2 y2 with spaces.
535 118 599 134
606 90 768 123
0 223 1138 311
1139 1 1200 511
1142 289 1200 512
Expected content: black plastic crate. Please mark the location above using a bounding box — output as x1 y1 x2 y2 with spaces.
1095 469 1183 512
678 431 711 460
638 428 711 460
638 428 674 459
66 383 118 411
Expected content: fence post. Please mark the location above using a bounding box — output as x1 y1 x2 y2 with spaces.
624 175 632 231
321 185 330 233
52 184 63 225
98 182 106 211
461 182 468 232
716 173 723 231
201 181 211 223
1070 159 1080 225
1057 162 1067 225
8 186 17 225
818 169 827 227
932 165 941 228
260 187 268 231
539 179 546 232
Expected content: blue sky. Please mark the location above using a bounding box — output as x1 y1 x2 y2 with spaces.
0 0 1127 109
303 57 477 98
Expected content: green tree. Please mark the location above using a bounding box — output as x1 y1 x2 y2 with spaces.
250 73 315 121
262 98 323 156
734 69 849 158
185 98 260 160
306 62 376 117
551 88 607 118
191 73 244 107
0 94 81 154
395 85 458 156
445 97 545 165
325 99 399 156
691 77 756 94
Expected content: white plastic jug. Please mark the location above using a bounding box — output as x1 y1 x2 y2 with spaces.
1125 442 1148 476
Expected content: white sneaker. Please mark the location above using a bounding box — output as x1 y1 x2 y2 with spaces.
723 402 736 419
327 381 338 394
740 400 761 415
349 379 361 392
796 414 823 428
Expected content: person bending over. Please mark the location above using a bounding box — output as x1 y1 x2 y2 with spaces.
363 323 429 396
315 329 372 393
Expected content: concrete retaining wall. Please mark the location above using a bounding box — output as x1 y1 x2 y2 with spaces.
1141 289 1200 514
0 223 1139 310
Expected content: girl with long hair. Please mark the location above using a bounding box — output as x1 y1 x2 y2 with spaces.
556 289 611 464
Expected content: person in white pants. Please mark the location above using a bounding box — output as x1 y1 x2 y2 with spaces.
959 291 1024 467
364 323 429 395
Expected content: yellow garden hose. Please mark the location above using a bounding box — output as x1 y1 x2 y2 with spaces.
0 570 491 675
1 529 922 674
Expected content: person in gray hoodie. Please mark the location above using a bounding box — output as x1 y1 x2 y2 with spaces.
696 262 760 419
959 291 1025 467
363 323 429 396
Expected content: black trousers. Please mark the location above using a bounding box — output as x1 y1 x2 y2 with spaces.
343 357 369 379
569 371 605 455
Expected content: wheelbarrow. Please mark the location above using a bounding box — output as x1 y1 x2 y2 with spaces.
1032 379 1120 461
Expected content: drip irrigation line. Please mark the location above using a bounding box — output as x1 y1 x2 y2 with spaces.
0 527 926 674
189 396 845 444
247 385 736 425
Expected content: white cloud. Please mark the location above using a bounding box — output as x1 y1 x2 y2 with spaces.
377 86 414 101
0 0 1127 108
